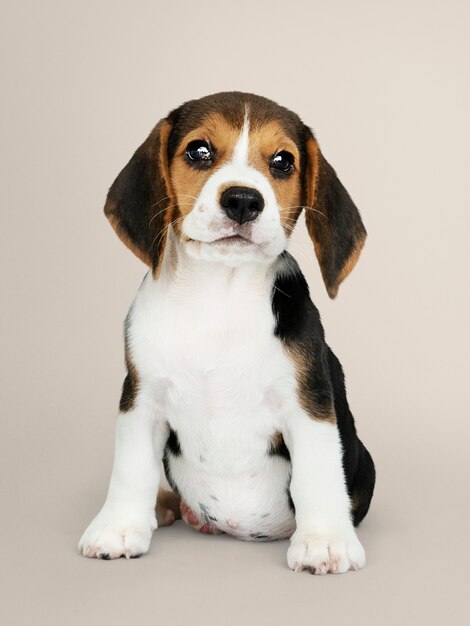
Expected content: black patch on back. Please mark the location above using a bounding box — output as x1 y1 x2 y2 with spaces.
271 252 318 342
326 348 376 526
272 252 333 417
271 252 375 525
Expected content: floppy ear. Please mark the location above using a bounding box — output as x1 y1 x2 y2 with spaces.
304 131 367 298
104 119 173 275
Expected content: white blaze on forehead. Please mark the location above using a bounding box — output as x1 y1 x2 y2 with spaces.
231 112 250 167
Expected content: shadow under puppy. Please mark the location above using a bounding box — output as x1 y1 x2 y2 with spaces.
79 92 375 574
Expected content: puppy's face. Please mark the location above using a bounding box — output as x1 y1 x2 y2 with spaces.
105 92 366 297
169 108 302 265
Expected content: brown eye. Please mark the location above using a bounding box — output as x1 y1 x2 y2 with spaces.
270 151 294 178
185 140 214 169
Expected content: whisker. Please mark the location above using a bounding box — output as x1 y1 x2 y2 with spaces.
148 200 193 226
150 215 185 251
283 205 327 219
304 207 327 218
282 223 296 232
150 194 198 209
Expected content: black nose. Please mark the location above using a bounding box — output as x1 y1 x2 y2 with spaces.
220 186 265 225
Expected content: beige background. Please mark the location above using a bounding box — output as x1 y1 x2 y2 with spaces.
1 0 469 624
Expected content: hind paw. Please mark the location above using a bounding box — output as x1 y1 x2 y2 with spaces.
180 501 223 535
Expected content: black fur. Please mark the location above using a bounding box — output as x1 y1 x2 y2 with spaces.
268 433 291 461
163 429 181 496
272 252 375 526
250 533 270 540
166 428 181 456
306 152 367 298
104 120 170 270
119 372 135 413
107 145 156 257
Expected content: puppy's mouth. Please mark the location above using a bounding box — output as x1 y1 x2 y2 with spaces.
209 234 253 246
187 234 256 246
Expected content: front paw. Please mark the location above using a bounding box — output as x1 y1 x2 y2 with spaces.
287 527 366 574
78 510 157 560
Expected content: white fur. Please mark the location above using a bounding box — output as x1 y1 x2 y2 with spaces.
285 419 366 573
78 119 365 572
78 401 165 558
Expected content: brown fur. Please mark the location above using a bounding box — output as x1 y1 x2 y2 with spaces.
119 351 139 413
286 345 336 424
155 487 182 526
304 136 366 298
104 119 174 277
247 120 302 234
169 112 242 229
335 238 366 292
106 212 151 266
153 120 176 278
268 431 290 458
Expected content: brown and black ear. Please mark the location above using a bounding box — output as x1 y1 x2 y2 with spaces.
104 119 173 275
304 130 367 298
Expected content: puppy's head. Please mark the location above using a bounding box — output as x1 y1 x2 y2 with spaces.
105 92 366 297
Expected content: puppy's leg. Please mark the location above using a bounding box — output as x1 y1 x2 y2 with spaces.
79 403 167 559
285 415 366 575
156 486 181 527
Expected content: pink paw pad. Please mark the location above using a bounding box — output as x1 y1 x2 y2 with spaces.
180 501 222 535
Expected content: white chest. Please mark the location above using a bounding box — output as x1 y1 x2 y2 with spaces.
128 263 299 539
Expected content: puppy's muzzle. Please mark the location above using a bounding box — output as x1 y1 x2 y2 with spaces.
220 186 265 225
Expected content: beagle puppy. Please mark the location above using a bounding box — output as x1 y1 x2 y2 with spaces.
79 92 375 574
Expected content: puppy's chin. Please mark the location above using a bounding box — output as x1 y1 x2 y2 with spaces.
184 238 272 267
